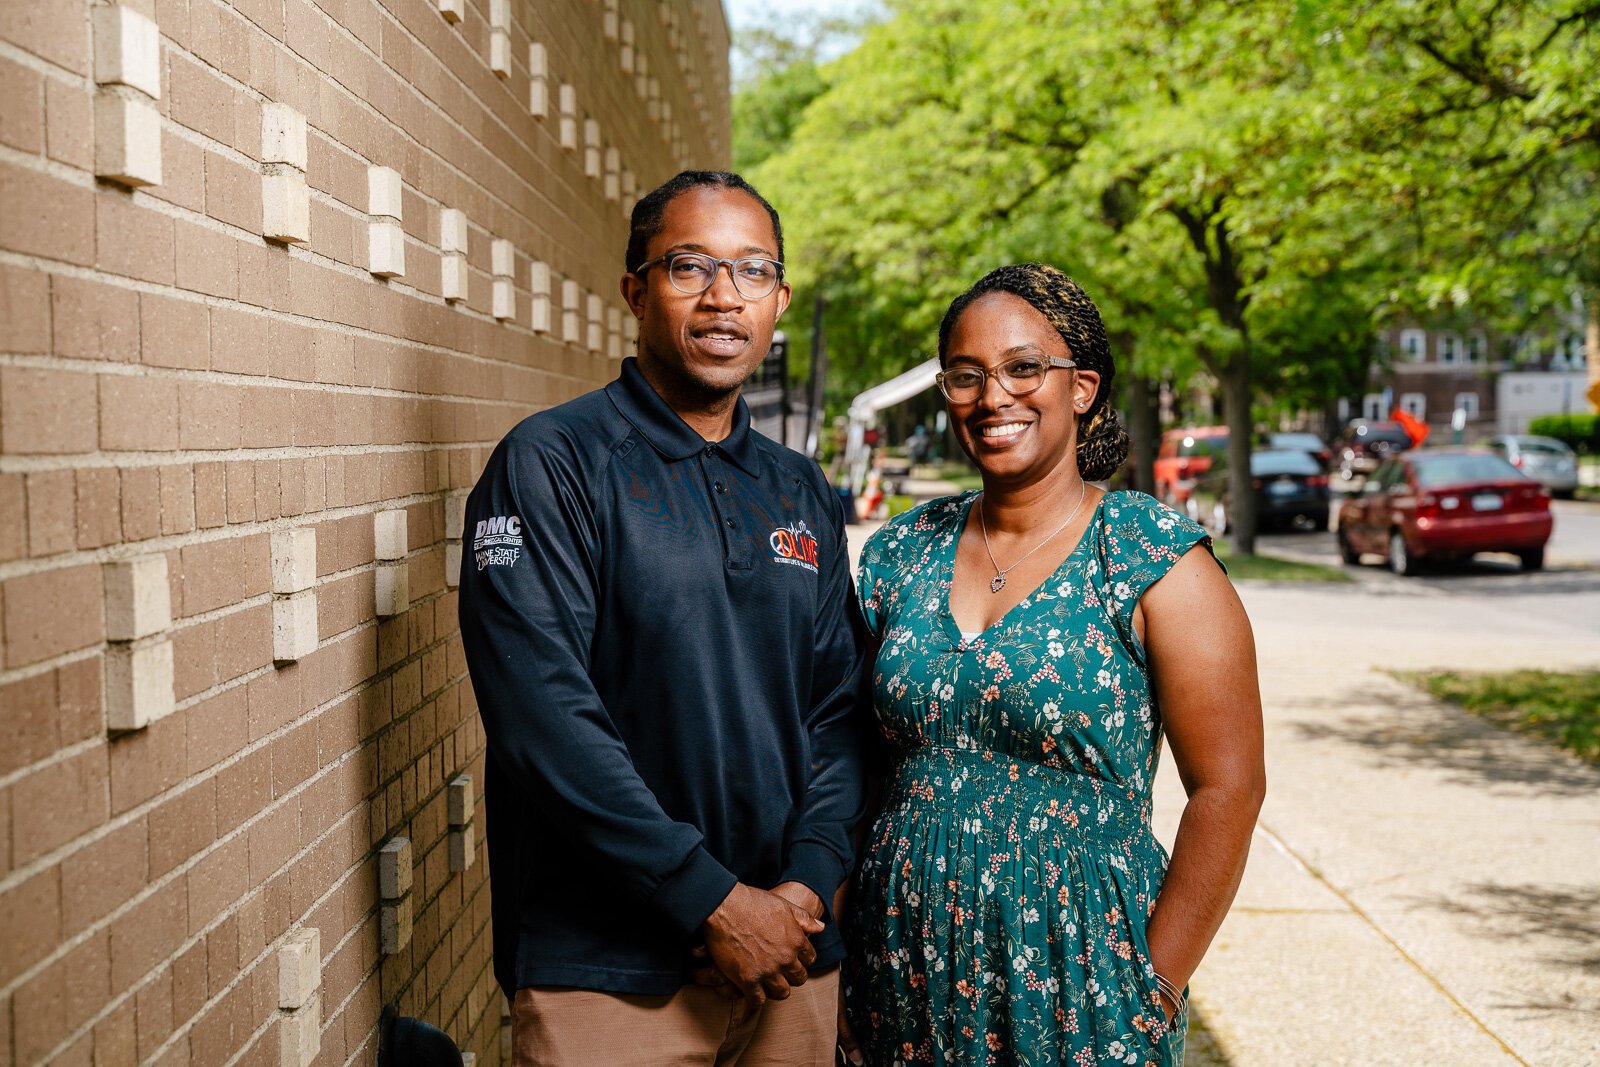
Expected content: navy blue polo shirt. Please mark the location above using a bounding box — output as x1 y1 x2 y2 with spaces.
459 357 868 996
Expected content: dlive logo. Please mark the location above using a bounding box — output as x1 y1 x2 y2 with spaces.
769 521 819 574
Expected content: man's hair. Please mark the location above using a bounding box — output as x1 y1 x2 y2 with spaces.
624 171 784 274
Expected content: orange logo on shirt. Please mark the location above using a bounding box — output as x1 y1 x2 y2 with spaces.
769 521 819 574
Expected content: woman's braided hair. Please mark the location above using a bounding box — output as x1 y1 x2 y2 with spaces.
937 263 1130 482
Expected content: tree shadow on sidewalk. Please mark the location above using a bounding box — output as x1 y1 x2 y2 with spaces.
1286 683 1600 798
1182 1003 1236 1067
1404 880 1600 996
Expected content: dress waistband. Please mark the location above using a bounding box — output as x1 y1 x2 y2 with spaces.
886 744 1154 846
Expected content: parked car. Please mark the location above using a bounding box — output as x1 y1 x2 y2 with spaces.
1486 434 1579 498
1152 426 1228 505
1336 450 1553 575
1186 449 1331 534
1266 431 1332 467
1332 420 1413 477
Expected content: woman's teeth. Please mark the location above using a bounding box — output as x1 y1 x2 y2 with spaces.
981 422 1028 438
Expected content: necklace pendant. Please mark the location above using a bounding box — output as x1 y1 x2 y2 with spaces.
990 574 1007 594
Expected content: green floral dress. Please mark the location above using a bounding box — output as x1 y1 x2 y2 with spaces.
844 490 1214 1067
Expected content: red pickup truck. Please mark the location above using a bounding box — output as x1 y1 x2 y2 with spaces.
1152 426 1228 505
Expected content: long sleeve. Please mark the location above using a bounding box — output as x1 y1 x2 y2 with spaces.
458 434 737 935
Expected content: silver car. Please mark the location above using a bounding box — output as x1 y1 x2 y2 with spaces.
1486 435 1579 498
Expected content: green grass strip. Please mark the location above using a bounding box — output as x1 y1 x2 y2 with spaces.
1397 669 1600 763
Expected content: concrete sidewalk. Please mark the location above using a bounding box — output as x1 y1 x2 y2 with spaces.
845 482 1600 1066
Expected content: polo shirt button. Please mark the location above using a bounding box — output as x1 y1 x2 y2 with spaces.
713 481 726 494
725 517 736 529
705 444 716 456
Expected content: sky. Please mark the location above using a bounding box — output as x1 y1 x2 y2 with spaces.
722 0 876 82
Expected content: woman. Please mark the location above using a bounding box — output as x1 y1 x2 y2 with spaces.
840 265 1264 1066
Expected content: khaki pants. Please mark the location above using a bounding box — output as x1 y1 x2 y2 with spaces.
511 967 838 1067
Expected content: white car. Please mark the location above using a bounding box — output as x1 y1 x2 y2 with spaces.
1486 435 1579 498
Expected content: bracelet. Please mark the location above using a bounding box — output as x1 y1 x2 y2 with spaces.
1153 973 1187 1020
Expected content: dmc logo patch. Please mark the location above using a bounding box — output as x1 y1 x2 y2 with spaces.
473 514 522 570
768 520 819 574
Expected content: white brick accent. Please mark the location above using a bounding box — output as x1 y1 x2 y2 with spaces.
586 292 603 352
277 994 321 1067
449 823 475 873
441 254 467 302
368 219 405 278
367 166 403 219
492 277 515 322
532 296 551 333
624 315 638 345
490 29 511 78
562 309 580 344
439 208 467 254
562 277 580 312
529 78 549 119
272 591 318 663
378 836 413 899
444 541 463 588
261 104 308 170
620 19 635 73
603 0 619 42
634 52 649 99
491 238 515 279
373 509 408 560
444 491 471 540
106 638 175 731
104 555 170 642
94 5 161 100
448 774 474 826
461 1054 477 1067
603 146 619 201
529 260 551 298
436 0 464 23
262 173 310 244
375 563 409 616
622 169 636 216
380 896 412 954
528 42 549 80
489 0 510 30
271 529 317 594
607 306 622 359
584 119 601 178
95 94 162 188
277 928 321 1010
559 84 577 151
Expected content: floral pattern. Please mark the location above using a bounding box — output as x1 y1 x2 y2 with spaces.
844 490 1213 1066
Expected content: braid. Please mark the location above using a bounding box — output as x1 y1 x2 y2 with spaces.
937 264 1130 481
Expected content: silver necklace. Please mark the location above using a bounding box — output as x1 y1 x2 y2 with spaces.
978 481 1088 594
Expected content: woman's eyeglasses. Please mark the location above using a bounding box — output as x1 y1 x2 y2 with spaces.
935 355 1076 404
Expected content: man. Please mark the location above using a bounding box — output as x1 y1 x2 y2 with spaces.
459 171 867 1066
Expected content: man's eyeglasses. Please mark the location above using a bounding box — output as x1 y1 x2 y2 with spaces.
634 252 785 301
935 355 1077 404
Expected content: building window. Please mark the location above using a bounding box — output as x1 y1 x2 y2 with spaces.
1362 393 1386 420
1566 332 1587 366
1454 392 1480 418
1399 393 1426 419
1438 333 1462 365
1399 329 1427 363
1465 332 1486 364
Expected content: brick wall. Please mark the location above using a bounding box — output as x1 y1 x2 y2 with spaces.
0 1 729 1064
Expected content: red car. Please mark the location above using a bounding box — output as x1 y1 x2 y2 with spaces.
1152 426 1228 505
1337 450 1553 575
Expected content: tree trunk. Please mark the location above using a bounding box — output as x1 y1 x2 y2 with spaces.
1587 286 1599 415
1221 354 1257 555
1125 372 1159 494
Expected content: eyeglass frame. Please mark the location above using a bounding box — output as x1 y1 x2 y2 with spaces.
935 354 1078 403
632 251 787 300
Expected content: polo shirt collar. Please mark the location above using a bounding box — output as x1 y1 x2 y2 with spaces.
607 357 763 477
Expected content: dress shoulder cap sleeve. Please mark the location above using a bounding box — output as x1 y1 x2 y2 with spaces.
1095 491 1221 648
855 492 971 642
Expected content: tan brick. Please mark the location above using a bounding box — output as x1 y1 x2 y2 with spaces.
117 465 160 542
50 274 140 362
58 654 103 745
159 462 195 535
133 962 174 1061
205 150 263 233
100 373 180 450
215 746 271 837
0 159 95 266
215 601 271 683
178 379 242 449
194 460 226 528
95 186 175 285
248 801 300 884
0 0 89 74
0 472 23 562
174 218 239 299
140 292 209 370
93 996 138 1067
147 126 206 212
76 466 121 549
44 77 92 170
61 819 147 936
1 366 98 454
240 384 292 448
178 532 270 616
25 468 75 557
12 746 109 865
211 306 269 375
0 262 50 354
149 780 219 878
168 53 236 146
0 866 61 987
109 879 187 992
3 562 104 667
187 833 248 932
0 668 58 776
171 940 208 1023
0 56 42 153
107 714 185 815
253 458 280 518
226 459 255 523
